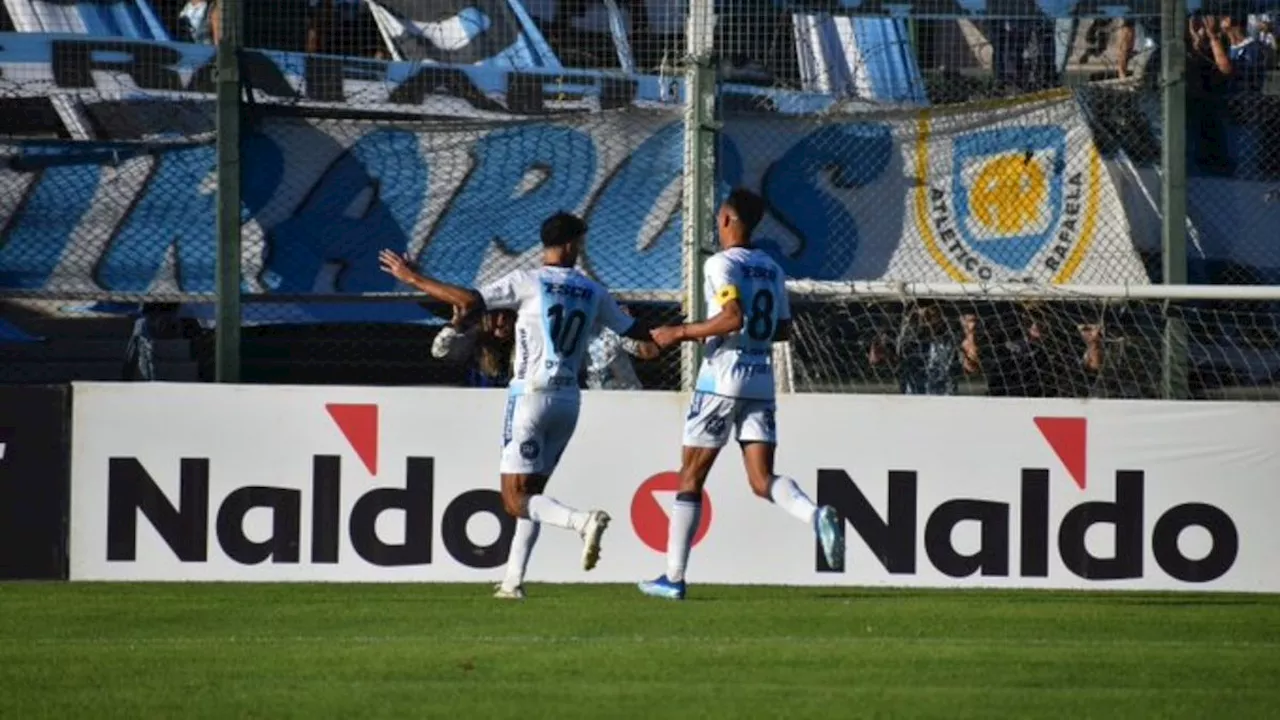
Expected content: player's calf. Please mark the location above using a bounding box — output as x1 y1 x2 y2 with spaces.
677 446 719 493
498 518 541 597
740 444 845 568
664 490 702 583
766 475 818 525
759 475 846 571
660 448 716 583
499 473 610 571
501 474 586 530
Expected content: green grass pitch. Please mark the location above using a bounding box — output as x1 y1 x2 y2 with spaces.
1 584 1277 718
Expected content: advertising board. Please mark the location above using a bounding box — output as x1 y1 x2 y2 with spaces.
0 384 70 579
69 383 1280 591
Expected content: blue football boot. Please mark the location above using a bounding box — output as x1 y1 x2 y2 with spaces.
638 575 687 600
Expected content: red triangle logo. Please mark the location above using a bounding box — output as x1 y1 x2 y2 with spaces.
1033 417 1087 490
326 404 378 475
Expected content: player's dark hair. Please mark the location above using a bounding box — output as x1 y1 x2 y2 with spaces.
724 188 765 235
541 212 588 248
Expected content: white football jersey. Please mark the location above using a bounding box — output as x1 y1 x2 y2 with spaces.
479 265 634 397
694 246 790 400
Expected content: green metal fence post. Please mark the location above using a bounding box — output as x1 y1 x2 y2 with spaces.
1160 0 1189 399
681 0 718 391
215 0 243 383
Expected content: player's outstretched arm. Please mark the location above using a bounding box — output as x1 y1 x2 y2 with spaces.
379 249 483 316
649 300 743 349
649 253 749 349
620 319 659 349
615 323 661 358
620 336 661 360
598 293 660 353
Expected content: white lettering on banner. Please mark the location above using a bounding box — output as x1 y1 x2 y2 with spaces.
69 383 1280 591
0 33 665 117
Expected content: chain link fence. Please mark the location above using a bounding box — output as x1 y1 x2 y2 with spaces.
0 0 1277 397
711 1 1280 399
784 285 1280 400
0 19 219 383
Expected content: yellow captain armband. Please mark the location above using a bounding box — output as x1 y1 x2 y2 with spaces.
715 284 740 306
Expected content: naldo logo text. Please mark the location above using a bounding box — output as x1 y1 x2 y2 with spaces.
815 417 1239 584
103 404 516 569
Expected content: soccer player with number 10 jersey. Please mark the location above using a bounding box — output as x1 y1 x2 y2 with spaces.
380 213 656 599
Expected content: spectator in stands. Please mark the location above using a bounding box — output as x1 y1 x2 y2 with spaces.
431 306 516 388
1188 11 1267 94
123 304 188 382
1078 322 1116 397
1185 11 1266 175
1078 16 1112 66
179 0 217 44
307 0 387 58
969 303 1094 397
584 305 659 390
432 303 658 389
1222 11 1271 92
1252 14 1277 57
1116 16 1161 81
990 8 1059 93
868 304 980 396
1079 322 1104 377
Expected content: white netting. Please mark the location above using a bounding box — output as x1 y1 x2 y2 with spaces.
782 282 1280 401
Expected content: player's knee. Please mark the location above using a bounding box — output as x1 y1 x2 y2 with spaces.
747 472 773 499
500 488 527 518
677 466 707 494
525 475 549 496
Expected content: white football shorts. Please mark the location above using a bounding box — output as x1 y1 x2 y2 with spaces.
500 393 580 475
682 391 777 449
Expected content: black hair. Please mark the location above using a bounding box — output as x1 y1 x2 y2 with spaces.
541 212 588 248
1213 0 1249 28
723 187 766 235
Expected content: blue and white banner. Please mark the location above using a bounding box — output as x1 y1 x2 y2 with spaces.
0 32 688 121
364 0 562 68
0 92 1147 300
0 32 832 122
2 0 171 39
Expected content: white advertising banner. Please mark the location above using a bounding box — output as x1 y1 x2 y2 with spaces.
69 383 1280 591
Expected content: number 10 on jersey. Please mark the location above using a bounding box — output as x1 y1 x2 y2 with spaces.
547 304 587 356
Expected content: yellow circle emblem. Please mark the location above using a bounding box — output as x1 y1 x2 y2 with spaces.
970 154 1047 235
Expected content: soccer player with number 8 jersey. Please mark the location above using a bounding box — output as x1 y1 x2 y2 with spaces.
380 212 656 599
640 188 846 600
